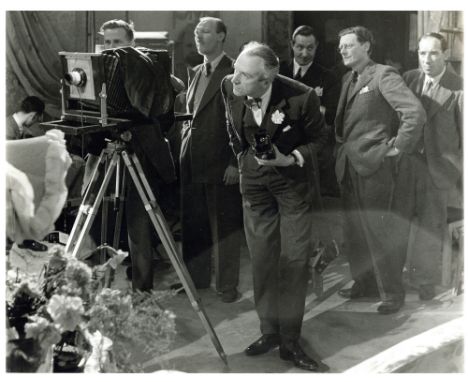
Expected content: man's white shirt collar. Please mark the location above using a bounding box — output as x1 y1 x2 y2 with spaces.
204 52 225 73
248 84 272 113
424 65 446 87
293 59 313 78
247 84 273 125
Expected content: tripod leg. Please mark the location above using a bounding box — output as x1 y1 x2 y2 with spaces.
105 163 126 288
66 149 106 255
100 157 111 264
112 157 126 250
65 151 119 259
121 150 228 365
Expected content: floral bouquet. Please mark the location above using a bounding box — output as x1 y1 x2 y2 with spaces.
6 245 176 373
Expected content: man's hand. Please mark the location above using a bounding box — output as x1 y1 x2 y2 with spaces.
385 136 400 157
255 145 295 167
223 165 239 185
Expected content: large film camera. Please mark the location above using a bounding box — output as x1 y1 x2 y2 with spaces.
39 49 225 361
42 47 179 136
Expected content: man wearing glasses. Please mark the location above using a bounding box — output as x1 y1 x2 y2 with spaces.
334 26 426 314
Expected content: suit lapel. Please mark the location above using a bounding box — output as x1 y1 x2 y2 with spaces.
229 95 246 142
426 80 453 120
414 70 425 96
416 69 454 121
195 55 233 116
335 71 353 137
262 79 288 138
302 62 320 86
242 103 257 127
284 61 294 78
186 66 202 114
347 62 375 102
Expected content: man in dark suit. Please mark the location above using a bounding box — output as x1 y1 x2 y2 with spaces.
222 42 326 371
335 26 426 314
180 17 242 303
280 25 340 197
403 33 463 300
97 19 178 291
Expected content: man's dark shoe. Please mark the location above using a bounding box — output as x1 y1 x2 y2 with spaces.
245 334 281 356
338 282 379 299
279 342 319 371
18 240 48 252
419 284 436 301
220 289 241 303
377 299 404 314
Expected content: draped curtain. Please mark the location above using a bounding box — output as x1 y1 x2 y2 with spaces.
6 11 88 117
262 11 293 63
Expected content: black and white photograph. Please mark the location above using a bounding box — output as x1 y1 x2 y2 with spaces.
3 0 464 374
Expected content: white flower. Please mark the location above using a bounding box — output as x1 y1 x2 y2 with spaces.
271 110 285 124
47 294 84 332
25 315 62 349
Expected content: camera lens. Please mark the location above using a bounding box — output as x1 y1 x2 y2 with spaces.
64 68 87 87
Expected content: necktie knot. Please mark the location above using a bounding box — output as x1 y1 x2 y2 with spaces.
294 68 302 80
245 97 262 109
204 62 212 76
424 79 434 94
351 71 358 83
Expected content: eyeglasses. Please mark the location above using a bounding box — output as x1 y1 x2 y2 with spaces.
337 44 356 52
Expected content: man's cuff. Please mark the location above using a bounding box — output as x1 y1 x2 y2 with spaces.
291 149 305 167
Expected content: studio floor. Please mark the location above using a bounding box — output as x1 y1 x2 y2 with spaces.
108 198 464 373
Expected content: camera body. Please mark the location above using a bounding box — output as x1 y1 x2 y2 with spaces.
253 128 275 160
41 48 179 137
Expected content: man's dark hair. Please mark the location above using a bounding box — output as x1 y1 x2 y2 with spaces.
199 17 227 42
418 32 448 51
338 25 375 55
292 25 318 44
100 19 135 42
20 96 45 115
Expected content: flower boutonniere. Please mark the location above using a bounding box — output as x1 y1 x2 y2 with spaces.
271 110 285 124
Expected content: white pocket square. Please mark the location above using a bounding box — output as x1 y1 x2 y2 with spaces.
282 125 292 132
359 86 370 94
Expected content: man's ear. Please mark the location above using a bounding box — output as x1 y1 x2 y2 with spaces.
290 38 297 51
217 32 226 43
261 76 273 87
363 41 371 54
442 49 450 61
